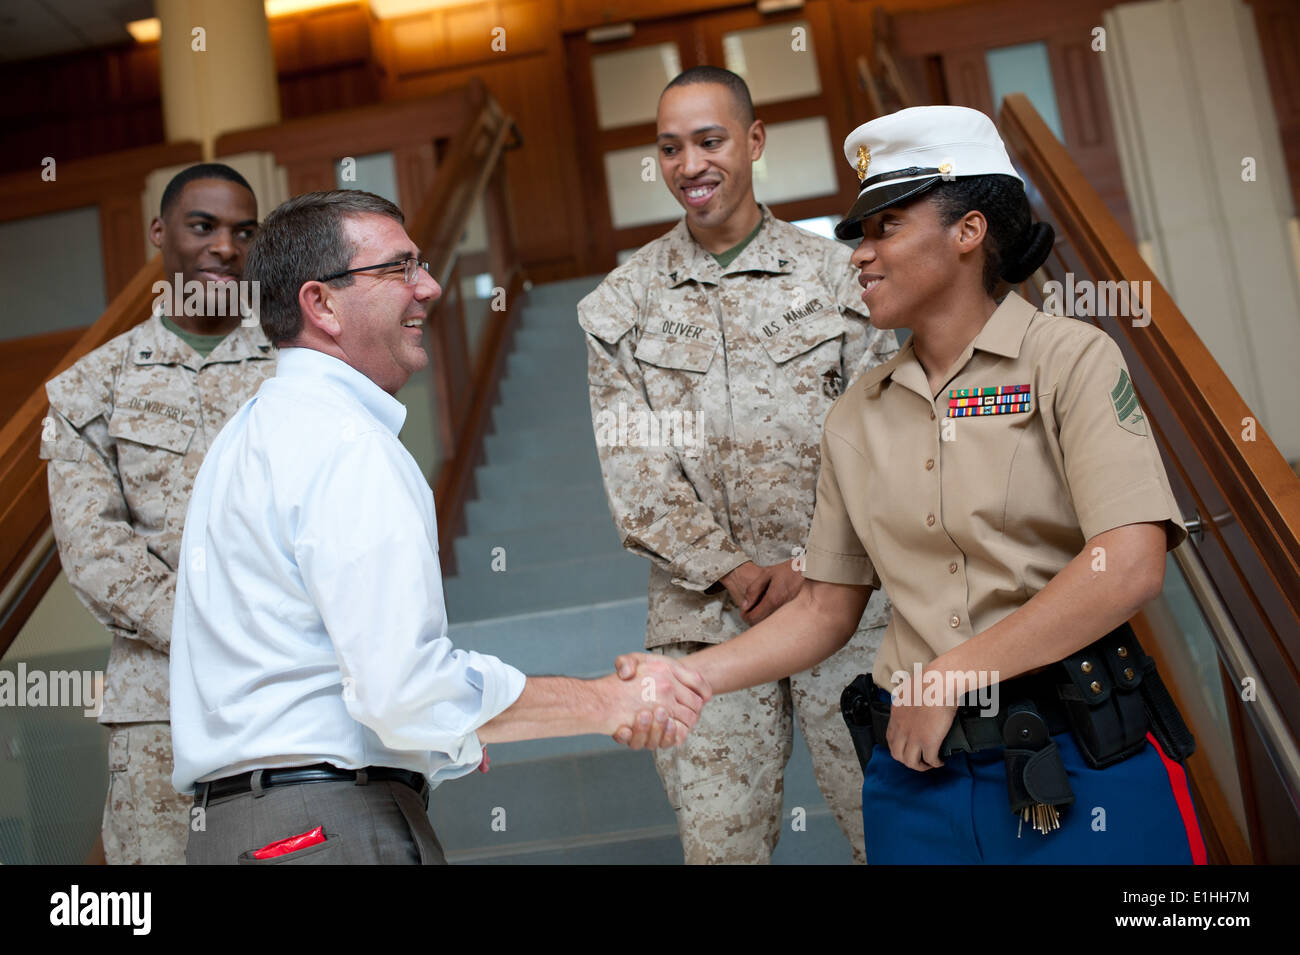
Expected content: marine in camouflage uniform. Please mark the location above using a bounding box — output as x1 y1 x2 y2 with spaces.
41 313 274 864
580 204 897 863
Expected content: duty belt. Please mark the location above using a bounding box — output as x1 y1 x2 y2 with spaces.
840 622 1196 836
847 667 1070 760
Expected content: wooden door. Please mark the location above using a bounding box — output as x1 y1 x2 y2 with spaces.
566 1 863 273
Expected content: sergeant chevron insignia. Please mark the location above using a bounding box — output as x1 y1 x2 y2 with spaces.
1110 367 1147 435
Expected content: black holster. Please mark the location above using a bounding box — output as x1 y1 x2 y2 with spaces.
1057 622 1196 768
840 674 879 772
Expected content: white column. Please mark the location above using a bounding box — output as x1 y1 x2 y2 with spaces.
156 0 280 159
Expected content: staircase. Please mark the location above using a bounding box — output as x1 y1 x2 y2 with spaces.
431 276 854 864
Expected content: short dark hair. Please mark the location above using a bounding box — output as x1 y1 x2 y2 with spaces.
159 163 255 217
927 175 1054 294
244 190 405 347
662 66 756 126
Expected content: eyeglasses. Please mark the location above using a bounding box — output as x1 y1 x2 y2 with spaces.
319 256 431 285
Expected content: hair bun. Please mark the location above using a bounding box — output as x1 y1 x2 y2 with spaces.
1000 221 1055 284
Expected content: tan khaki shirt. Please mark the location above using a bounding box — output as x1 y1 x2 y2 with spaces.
580 206 897 649
804 292 1186 686
40 313 275 723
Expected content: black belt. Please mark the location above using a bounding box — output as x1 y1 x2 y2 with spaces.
196 763 430 808
868 669 1071 758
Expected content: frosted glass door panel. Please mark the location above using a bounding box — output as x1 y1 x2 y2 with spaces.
336 152 399 205
0 206 105 336
723 21 820 106
752 117 838 205
605 145 685 229
592 43 683 130
986 42 1064 142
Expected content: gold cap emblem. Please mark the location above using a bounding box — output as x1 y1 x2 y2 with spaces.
856 145 871 182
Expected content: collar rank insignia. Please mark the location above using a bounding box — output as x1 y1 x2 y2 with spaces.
947 383 1031 417
856 145 871 183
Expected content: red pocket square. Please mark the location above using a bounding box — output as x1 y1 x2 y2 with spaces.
252 825 326 859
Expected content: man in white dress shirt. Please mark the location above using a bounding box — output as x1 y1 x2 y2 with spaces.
171 190 709 864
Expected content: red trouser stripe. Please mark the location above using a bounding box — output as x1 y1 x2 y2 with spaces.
1147 731 1208 865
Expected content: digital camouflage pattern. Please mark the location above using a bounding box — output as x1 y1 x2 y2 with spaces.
41 313 275 724
580 206 897 862
653 628 882 864
579 206 896 649
102 721 193 865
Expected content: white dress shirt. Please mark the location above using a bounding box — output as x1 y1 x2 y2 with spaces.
170 346 526 793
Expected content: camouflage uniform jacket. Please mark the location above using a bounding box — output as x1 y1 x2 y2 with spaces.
40 313 275 723
579 206 897 649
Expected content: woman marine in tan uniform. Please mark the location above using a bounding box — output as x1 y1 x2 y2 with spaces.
616 105 1206 864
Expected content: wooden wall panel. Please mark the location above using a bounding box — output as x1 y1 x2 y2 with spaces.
446 5 498 63
0 42 165 175
559 0 738 32
390 15 445 77
0 3 381 176
1247 0 1300 214
382 0 547 81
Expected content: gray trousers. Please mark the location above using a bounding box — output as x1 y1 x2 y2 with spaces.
187 775 446 865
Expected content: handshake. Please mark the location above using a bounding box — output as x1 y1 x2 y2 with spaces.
600 652 712 750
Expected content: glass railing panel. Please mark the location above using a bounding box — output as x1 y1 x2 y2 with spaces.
0 572 111 863
0 206 106 338
335 151 399 204
1142 550 1250 844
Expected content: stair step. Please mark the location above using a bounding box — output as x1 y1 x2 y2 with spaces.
451 517 621 572
490 386 589 416
442 552 646 621
425 705 847 863
513 325 586 352
505 350 588 380
516 305 585 329
471 446 602 497
488 393 592 431
497 374 590 405
522 277 604 308
429 748 673 853
447 597 648 678
482 420 594 464
463 480 606 534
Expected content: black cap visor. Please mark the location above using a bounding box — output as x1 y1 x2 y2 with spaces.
834 175 944 240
